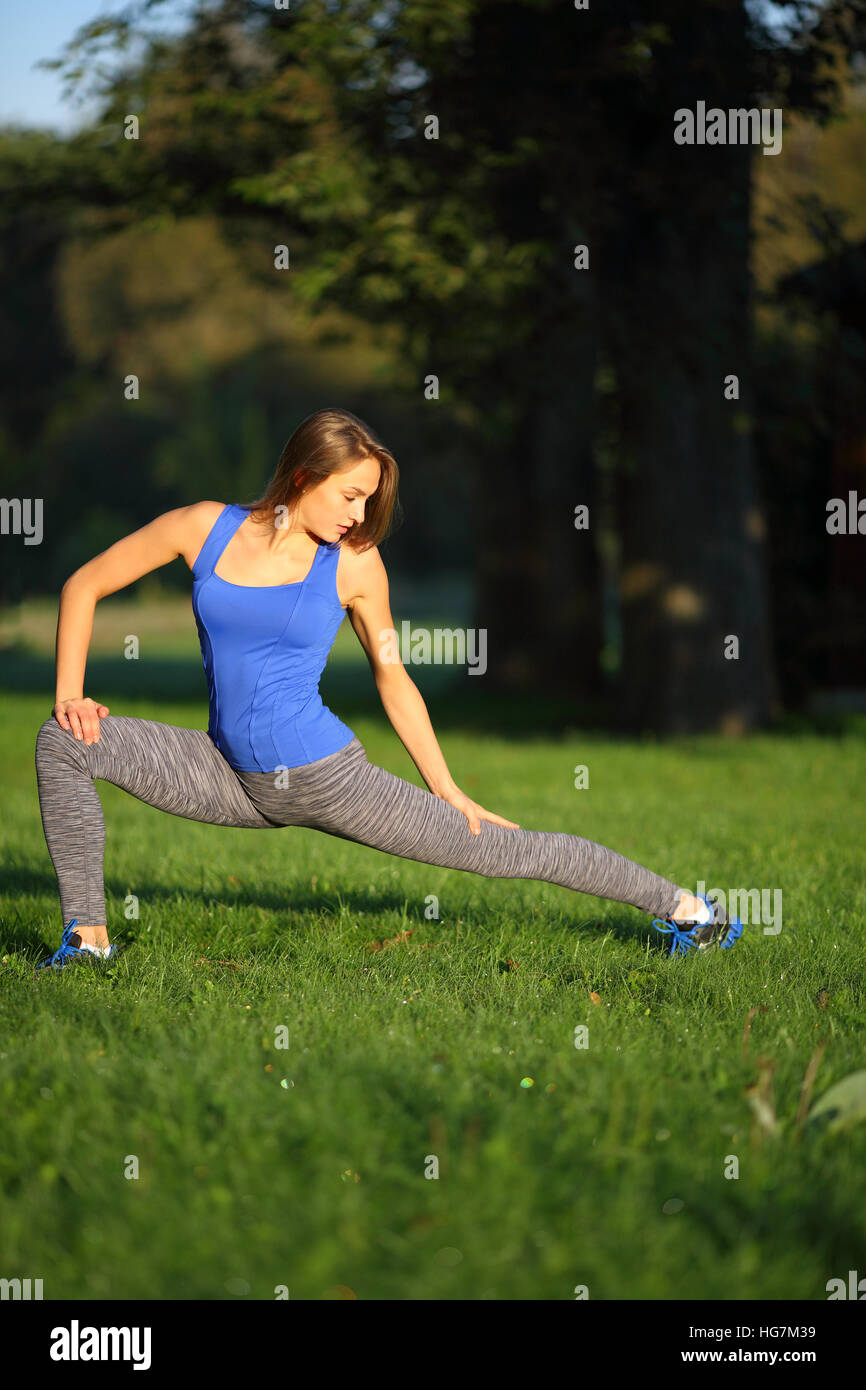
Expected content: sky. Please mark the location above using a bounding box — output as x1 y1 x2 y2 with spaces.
0 0 812 136
0 0 194 134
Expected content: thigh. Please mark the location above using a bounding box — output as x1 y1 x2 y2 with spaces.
263 737 527 874
68 713 275 829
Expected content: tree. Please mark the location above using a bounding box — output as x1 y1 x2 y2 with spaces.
32 0 866 727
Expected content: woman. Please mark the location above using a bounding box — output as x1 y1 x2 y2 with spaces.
34 408 742 969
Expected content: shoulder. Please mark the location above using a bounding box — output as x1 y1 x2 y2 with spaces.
179 501 229 570
188 500 229 524
342 540 386 581
339 540 388 609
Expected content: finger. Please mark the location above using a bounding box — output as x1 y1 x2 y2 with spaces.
68 711 84 740
97 706 110 716
478 809 520 829
54 708 70 730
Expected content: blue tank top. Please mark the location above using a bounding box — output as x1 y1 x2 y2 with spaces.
191 502 355 771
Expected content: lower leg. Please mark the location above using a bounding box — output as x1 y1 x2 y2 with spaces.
35 721 109 930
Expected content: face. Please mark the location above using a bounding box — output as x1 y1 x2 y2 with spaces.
300 455 382 541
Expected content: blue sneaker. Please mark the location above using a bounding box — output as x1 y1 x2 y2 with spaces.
36 919 117 971
652 893 743 957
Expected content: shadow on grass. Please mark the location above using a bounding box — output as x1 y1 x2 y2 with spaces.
3 864 657 962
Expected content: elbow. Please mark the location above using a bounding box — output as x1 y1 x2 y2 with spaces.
61 569 99 600
375 664 414 699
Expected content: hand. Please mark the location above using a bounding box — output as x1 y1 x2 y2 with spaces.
53 696 110 744
439 785 521 836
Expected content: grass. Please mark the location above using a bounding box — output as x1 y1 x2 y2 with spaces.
1 611 865 1299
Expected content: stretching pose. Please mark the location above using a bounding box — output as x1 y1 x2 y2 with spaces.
34 408 742 969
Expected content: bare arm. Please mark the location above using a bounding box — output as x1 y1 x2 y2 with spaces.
346 547 519 834
52 502 217 742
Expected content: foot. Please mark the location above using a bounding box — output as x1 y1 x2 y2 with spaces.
36 919 117 970
652 894 744 957
75 923 111 950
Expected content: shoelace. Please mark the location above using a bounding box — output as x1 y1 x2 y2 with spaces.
42 919 82 968
651 917 701 955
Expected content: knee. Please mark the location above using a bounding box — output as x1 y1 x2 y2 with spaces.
35 717 73 768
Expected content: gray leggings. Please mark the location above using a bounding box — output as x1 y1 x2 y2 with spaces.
33 714 687 929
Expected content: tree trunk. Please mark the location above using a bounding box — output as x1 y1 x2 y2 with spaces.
466 312 604 706
604 2 779 734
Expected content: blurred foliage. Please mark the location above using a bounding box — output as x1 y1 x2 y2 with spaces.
1 0 865 713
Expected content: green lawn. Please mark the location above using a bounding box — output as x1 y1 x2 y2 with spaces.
1 621 865 1299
